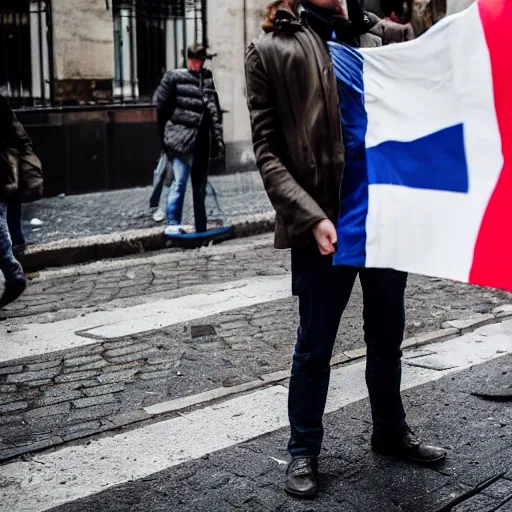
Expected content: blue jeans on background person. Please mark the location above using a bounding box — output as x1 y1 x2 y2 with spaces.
166 155 208 233
288 244 408 458
0 202 26 301
7 200 25 248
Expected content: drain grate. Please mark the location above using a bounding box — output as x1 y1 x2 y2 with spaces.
190 324 217 338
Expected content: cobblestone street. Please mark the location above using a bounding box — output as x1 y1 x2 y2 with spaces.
1 234 511 511
21 172 270 244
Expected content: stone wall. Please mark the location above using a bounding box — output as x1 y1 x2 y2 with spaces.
51 0 115 101
207 0 266 169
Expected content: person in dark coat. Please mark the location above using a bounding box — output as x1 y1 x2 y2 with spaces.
245 0 446 499
0 94 43 308
154 44 225 235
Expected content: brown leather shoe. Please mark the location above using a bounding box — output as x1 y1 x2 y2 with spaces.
285 457 318 499
372 429 447 464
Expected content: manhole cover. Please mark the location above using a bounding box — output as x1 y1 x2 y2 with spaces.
191 325 217 338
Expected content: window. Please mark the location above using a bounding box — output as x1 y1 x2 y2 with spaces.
113 0 204 102
0 0 51 107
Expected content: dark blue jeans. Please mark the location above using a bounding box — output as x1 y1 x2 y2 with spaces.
288 245 408 458
0 201 25 284
7 200 25 247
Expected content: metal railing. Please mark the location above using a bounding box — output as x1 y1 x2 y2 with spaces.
113 0 205 102
0 0 54 108
1 0 205 108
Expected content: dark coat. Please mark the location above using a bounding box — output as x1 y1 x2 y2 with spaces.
245 9 345 249
0 96 43 202
154 68 224 159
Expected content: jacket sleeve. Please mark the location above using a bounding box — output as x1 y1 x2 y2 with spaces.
245 44 327 238
154 71 176 142
204 73 225 156
7 115 43 202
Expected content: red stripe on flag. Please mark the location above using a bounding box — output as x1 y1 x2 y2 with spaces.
469 0 512 290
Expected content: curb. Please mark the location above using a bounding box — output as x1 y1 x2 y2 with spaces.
18 213 276 273
3 310 511 463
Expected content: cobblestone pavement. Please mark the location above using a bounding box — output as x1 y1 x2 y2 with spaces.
0 234 511 465
22 172 270 244
36 356 512 512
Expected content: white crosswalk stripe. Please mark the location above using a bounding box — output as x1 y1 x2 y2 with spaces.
0 275 291 364
1 321 511 512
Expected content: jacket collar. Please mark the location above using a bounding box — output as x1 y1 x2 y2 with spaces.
271 8 303 32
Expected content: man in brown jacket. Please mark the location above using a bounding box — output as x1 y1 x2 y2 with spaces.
245 0 446 499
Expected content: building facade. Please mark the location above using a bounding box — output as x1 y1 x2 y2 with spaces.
1 0 448 195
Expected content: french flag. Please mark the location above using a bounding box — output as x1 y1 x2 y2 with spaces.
330 0 512 291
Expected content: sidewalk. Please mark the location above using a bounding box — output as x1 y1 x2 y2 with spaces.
18 171 273 271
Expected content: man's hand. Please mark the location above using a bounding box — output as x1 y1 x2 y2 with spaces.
313 219 338 256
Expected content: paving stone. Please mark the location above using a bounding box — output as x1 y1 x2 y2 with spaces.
482 478 512 500
62 359 108 373
0 401 28 413
107 410 151 427
64 355 104 368
83 383 125 397
140 370 172 380
0 439 54 461
492 304 512 317
104 362 142 372
24 379 54 388
72 394 118 409
102 340 144 350
54 370 101 383
104 349 157 365
35 390 83 407
0 385 17 393
344 348 367 360
218 321 251 331
452 494 501 511
67 403 121 422
0 365 23 376
442 314 496 334
96 369 139 384
402 328 460 349
103 343 153 359
0 415 23 426
250 316 278 328
25 360 62 371
6 368 60 384
139 362 176 373
25 402 70 419
0 394 21 405
61 420 102 437
45 380 99 394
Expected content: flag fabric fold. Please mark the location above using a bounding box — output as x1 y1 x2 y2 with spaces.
330 0 512 291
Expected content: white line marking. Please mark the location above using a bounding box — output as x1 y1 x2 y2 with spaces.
0 276 291 364
1 324 510 512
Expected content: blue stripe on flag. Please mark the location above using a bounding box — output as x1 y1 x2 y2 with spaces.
330 43 368 267
366 124 469 192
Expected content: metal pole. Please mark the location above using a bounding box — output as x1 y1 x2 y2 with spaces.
201 0 207 48
243 0 247 52
46 0 56 104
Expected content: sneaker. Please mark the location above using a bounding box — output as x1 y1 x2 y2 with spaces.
164 224 183 236
152 208 165 223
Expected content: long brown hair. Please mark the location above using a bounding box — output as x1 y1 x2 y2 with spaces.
262 1 297 33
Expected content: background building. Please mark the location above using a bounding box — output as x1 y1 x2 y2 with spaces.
1 0 448 196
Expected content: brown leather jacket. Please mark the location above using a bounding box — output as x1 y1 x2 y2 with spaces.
245 8 344 249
